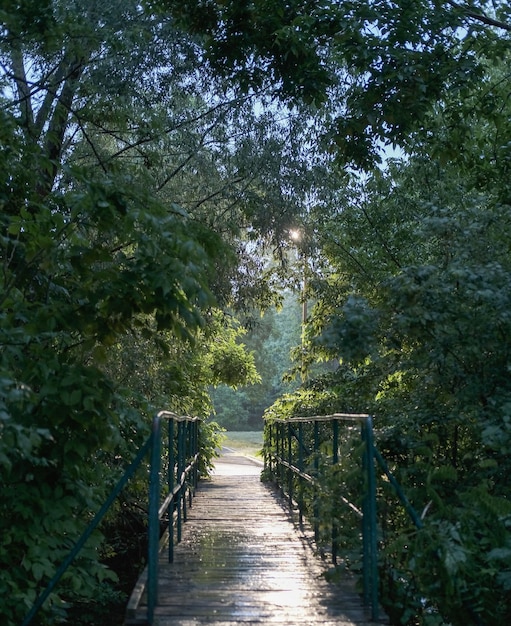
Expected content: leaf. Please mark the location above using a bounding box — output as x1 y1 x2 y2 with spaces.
488 547 511 561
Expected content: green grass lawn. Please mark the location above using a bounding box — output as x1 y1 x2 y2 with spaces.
222 431 264 458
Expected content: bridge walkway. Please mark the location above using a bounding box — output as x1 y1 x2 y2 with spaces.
126 450 385 626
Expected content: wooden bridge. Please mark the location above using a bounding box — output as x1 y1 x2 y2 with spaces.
125 448 386 626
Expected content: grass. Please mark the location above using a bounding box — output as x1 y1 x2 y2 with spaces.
222 431 264 458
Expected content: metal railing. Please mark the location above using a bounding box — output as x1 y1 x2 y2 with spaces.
264 414 379 620
146 412 200 624
21 410 201 626
264 413 425 623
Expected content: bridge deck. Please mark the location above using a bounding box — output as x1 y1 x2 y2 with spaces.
126 450 383 625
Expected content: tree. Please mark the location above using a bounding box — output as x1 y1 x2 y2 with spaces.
157 1 511 168
4 0 510 623
0 1 329 622
292 51 511 620
210 293 302 430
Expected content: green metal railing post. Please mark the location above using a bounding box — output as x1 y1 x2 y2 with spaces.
185 421 188 503
187 420 193 508
193 419 199 490
361 416 379 621
168 417 175 563
274 423 279 482
313 420 320 543
177 420 184 540
147 416 162 625
298 422 304 526
271 423 275 475
264 423 271 473
278 422 285 489
332 418 339 565
287 422 294 508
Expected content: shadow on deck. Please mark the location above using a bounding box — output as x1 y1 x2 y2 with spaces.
125 450 387 626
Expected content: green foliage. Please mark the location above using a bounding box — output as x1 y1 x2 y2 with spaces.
379 495 511 625
298 57 511 622
0 0 55 42
261 28 511 624
263 387 336 421
211 295 302 429
4 0 511 623
156 1 511 168
207 319 261 389
198 420 226 476
0 2 316 622
157 0 338 104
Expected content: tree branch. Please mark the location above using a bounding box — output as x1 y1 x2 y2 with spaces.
360 203 403 270
33 60 71 140
107 94 253 161
9 45 34 135
446 0 511 32
39 56 86 196
326 236 373 280
191 176 245 211
156 112 232 192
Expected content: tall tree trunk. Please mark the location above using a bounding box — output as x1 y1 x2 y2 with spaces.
38 56 86 198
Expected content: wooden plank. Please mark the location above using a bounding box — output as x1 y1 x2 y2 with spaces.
125 451 386 625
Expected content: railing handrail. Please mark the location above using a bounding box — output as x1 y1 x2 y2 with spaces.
270 412 371 423
20 436 152 626
21 410 201 626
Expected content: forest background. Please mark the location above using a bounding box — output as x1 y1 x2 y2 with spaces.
2 1 511 625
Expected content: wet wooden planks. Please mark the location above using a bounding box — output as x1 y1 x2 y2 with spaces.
126 451 381 626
